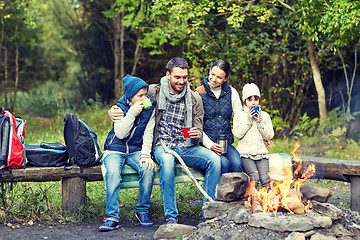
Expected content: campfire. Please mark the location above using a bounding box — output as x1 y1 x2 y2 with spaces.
247 143 316 214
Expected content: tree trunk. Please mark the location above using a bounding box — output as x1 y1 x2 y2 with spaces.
3 47 8 107
119 12 125 96
337 46 357 115
112 12 124 99
113 14 120 98
305 35 327 119
131 37 141 76
11 43 19 111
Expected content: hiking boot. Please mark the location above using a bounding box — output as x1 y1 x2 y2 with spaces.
135 212 153 227
166 218 178 224
99 220 119 231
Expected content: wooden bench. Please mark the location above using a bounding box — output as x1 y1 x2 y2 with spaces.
0 164 205 211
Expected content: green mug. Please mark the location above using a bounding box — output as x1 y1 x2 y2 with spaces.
141 98 152 110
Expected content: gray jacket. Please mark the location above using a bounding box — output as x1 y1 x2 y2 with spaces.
148 83 204 149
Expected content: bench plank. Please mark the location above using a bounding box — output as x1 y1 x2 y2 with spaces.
0 165 103 182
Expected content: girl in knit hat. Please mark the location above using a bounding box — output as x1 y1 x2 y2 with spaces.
100 75 156 231
233 83 274 189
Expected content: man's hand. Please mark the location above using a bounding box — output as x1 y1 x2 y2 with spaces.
140 157 156 170
108 105 124 122
188 127 200 139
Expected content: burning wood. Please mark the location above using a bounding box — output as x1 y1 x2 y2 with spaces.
247 143 316 214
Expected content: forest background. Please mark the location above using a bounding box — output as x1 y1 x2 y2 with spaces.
0 0 359 223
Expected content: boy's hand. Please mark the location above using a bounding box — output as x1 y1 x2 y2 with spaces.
108 105 124 122
140 157 156 170
132 101 144 112
188 127 200 139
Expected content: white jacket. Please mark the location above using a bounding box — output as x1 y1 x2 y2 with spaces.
233 110 274 155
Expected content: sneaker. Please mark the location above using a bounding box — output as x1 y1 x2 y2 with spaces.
166 218 178 224
135 212 153 227
99 220 119 231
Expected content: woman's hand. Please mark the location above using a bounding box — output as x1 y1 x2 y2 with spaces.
211 144 224 155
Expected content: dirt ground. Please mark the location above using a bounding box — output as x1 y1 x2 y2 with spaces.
0 220 168 240
0 181 352 240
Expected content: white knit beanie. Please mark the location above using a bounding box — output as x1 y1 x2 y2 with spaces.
242 83 260 102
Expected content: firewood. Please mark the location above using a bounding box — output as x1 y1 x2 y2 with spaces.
286 189 305 214
250 189 263 213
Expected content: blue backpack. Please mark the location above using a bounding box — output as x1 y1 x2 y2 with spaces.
64 113 102 169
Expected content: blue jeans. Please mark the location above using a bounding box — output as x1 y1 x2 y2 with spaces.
153 145 221 222
103 151 155 222
220 144 242 174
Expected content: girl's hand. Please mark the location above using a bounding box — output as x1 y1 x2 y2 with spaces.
253 110 261 121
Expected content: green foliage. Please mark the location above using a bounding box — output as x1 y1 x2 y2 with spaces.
291 113 319 138
339 201 351 210
0 182 65 223
289 108 352 140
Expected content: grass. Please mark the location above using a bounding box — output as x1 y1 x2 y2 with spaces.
0 105 359 224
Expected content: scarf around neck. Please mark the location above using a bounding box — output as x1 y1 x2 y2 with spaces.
158 76 193 128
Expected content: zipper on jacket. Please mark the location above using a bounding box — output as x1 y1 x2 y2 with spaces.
108 134 116 145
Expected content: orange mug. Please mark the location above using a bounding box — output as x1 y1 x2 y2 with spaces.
180 127 192 138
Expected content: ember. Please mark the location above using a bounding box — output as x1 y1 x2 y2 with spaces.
248 143 316 214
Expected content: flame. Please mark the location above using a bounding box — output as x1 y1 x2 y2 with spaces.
248 142 315 214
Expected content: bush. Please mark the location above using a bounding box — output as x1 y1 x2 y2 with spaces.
16 81 104 118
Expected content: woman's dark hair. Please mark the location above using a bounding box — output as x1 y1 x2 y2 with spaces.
211 59 231 78
167 57 189 72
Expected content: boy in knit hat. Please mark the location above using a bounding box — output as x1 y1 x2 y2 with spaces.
99 75 156 231
233 83 274 189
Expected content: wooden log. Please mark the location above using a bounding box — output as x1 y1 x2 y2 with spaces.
293 156 360 182
62 177 86 211
250 189 263 213
350 176 360 212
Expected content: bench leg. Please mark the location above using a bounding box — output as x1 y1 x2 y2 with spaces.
62 177 86 211
350 176 360 212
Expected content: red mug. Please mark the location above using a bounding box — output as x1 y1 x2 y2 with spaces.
180 127 192 138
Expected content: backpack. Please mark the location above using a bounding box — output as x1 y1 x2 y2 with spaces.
25 142 69 167
64 113 102 169
0 107 26 207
